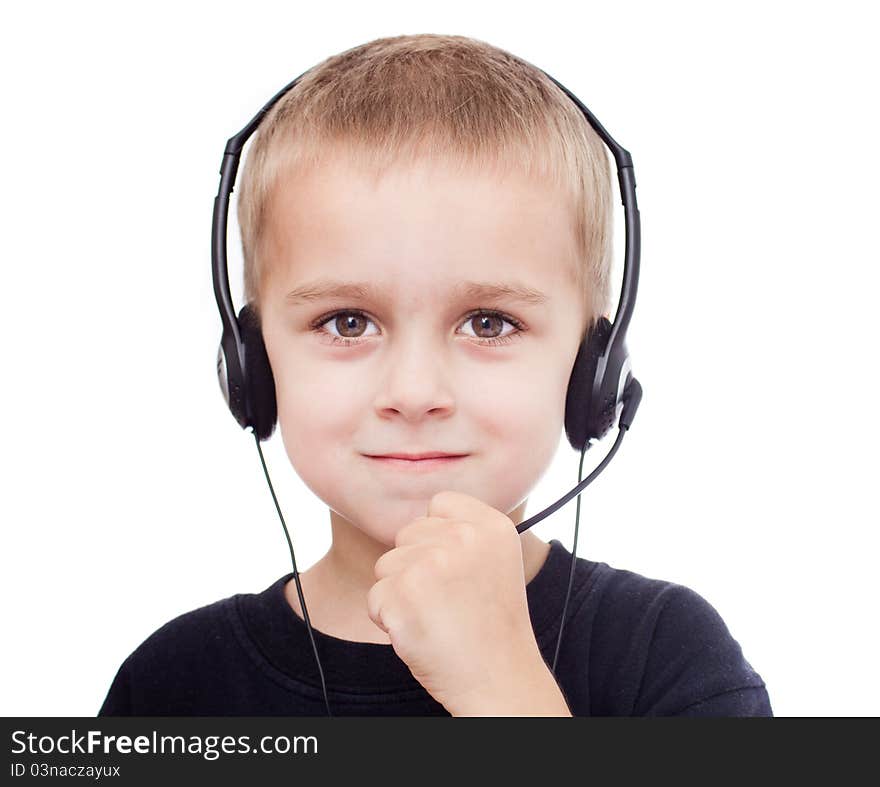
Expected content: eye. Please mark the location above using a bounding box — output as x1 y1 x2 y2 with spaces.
310 311 379 346
309 309 527 347
458 310 526 346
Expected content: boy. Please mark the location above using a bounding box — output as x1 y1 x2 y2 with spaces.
99 33 772 716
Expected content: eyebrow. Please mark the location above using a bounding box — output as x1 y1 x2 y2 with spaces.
285 278 548 306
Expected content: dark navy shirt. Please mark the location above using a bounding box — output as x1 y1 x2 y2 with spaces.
98 539 772 716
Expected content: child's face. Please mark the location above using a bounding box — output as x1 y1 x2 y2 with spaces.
258 153 588 547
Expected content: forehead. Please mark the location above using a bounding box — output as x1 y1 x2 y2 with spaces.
262 155 579 299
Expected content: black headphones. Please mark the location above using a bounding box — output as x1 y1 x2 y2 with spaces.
211 56 643 715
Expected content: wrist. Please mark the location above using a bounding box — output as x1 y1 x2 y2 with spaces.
448 650 572 717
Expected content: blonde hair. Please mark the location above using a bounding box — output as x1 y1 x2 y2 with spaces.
237 33 613 340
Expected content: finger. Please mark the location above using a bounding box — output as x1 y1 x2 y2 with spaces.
394 515 447 548
427 490 507 529
366 576 393 634
373 543 425 581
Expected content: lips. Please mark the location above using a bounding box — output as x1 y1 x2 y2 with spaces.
368 452 466 460
364 453 468 472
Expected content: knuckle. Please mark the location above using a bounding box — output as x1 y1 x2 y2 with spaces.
450 521 476 548
428 548 449 573
399 568 422 597
366 583 380 619
429 490 458 513
430 490 450 507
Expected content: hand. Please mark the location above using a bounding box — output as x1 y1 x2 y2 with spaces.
366 490 548 715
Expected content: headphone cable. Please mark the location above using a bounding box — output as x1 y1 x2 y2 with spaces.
551 425 627 676
252 429 333 717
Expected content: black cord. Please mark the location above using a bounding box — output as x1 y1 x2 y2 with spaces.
551 442 587 674
551 426 628 675
252 429 333 717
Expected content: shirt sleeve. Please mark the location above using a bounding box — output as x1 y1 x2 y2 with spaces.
97 657 134 716
632 584 773 717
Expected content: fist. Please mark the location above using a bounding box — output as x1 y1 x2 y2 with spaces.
366 490 542 713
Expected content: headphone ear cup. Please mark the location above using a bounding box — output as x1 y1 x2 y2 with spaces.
564 316 613 452
237 304 278 441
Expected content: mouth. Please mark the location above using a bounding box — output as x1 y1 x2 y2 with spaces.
363 453 469 472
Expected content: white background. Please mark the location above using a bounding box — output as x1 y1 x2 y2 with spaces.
2 0 877 717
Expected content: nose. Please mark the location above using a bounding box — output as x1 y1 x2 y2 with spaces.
372 330 457 421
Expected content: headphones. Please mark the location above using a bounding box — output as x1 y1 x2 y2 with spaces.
212 55 643 716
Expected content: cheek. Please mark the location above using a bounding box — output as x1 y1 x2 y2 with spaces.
273 374 365 484
454 367 566 512
272 349 368 429
468 356 568 441
468 386 546 446
263 347 365 492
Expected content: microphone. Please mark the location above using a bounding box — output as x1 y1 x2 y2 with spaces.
515 378 643 534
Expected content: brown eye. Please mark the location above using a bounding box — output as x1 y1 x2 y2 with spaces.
334 313 368 338
310 310 379 346
469 313 505 339
460 310 524 343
